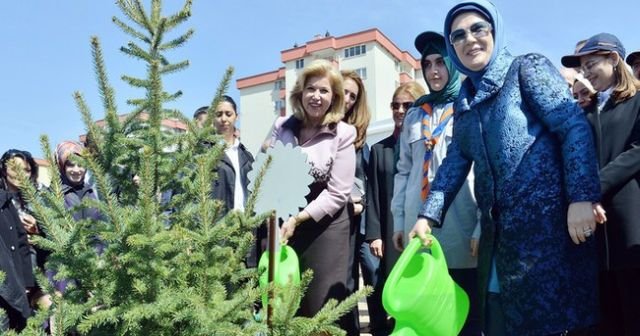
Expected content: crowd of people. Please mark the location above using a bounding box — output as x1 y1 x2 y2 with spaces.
2 0 640 334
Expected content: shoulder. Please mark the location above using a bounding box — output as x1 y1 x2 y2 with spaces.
273 115 292 130
374 135 395 148
336 121 356 146
336 121 356 137
404 106 423 124
514 53 557 78
238 142 254 161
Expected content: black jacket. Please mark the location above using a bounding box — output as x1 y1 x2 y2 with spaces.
365 134 401 276
0 191 34 288
210 142 262 267
587 93 640 269
211 143 254 213
0 190 32 323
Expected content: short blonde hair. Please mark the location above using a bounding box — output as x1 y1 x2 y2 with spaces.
290 59 345 126
393 81 426 101
341 69 371 149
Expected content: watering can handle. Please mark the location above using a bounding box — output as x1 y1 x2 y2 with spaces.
408 236 447 268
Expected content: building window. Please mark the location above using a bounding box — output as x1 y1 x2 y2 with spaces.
275 99 286 110
274 80 284 90
344 45 366 58
295 59 305 69
355 67 367 80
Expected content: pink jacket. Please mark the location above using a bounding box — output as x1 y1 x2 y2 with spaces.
271 116 356 222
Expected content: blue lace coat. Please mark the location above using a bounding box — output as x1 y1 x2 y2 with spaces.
419 50 601 335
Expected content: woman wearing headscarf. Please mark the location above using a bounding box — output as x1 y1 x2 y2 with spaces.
391 31 481 335
562 32 640 336
409 1 602 335
56 141 101 222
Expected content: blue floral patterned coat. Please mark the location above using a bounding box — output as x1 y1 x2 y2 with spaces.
419 50 601 335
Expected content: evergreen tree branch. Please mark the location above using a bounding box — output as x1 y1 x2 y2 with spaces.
164 0 192 30
74 91 106 164
159 60 189 75
150 18 167 54
120 42 154 63
90 36 118 121
112 17 151 44
158 29 194 51
150 0 162 27
121 74 151 89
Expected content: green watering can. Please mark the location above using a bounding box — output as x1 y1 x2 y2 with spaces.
258 245 301 310
383 236 469 336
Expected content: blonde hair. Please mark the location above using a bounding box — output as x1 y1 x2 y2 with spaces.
289 59 345 126
393 81 426 101
609 52 640 104
341 70 371 149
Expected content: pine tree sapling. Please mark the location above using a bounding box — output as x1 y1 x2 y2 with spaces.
18 1 370 335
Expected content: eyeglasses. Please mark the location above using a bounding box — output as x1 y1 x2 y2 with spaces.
449 21 493 46
580 55 609 74
390 102 414 110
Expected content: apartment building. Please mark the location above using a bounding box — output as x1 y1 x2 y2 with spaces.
236 28 426 154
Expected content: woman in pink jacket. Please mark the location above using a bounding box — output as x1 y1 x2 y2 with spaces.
270 59 357 334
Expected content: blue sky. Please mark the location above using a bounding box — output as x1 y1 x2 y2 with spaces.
2 0 639 157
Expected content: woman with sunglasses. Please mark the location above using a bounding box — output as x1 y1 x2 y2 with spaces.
562 33 640 336
390 31 481 335
367 81 425 276
409 1 602 335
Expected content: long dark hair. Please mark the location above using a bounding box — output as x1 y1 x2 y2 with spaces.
0 149 39 190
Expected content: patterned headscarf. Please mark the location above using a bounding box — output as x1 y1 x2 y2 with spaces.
55 141 84 173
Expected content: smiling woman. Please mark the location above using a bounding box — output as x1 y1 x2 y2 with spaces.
410 0 603 335
268 59 358 334
562 33 640 335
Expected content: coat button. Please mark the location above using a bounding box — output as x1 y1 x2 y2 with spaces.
10 246 15 251
9 226 12 230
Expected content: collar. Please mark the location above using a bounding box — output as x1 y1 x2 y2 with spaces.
0 189 16 208
456 48 515 115
227 138 240 151
281 115 338 139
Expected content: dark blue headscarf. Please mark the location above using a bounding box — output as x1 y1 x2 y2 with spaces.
444 0 505 88
414 32 461 106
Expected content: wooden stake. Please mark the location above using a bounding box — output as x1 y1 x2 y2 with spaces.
267 211 276 329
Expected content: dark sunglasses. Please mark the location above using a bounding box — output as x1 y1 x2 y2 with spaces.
449 21 493 46
390 102 414 110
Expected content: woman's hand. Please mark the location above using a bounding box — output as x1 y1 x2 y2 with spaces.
409 218 433 247
281 212 308 244
593 203 607 224
351 196 364 215
280 216 297 245
369 239 383 258
567 201 596 244
392 231 405 252
19 213 38 234
470 238 479 257
353 203 364 216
